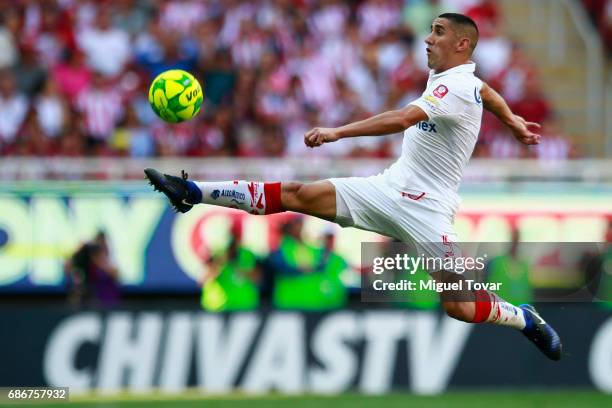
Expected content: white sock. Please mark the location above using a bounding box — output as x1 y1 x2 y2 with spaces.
484 292 526 330
195 181 281 215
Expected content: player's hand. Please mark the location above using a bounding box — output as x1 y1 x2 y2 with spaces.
509 115 541 145
304 127 340 148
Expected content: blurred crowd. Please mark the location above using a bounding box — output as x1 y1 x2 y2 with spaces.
582 0 612 57
0 0 575 160
64 216 351 310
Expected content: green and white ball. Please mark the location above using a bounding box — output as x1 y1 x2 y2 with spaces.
148 69 203 123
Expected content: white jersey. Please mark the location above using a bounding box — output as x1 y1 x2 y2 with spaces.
383 62 483 214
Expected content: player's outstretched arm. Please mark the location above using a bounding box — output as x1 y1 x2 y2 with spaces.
304 106 428 148
480 82 541 145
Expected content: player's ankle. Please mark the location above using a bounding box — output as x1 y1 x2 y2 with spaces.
186 180 202 203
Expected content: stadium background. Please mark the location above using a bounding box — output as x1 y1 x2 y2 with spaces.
0 0 611 407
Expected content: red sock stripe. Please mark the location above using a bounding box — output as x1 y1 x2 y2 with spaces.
264 182 283 214
472 290 492 323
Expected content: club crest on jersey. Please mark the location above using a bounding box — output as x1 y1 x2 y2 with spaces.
433 84 448 99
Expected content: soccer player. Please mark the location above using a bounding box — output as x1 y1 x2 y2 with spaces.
145 13 561 360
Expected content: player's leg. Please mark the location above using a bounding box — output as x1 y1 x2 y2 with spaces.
435 271 562 361
144 168 336 220
406 212 563 362
281 181 336 220
438 274 525 327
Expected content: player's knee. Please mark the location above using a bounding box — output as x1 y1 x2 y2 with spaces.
281 182 307 209
282 182 303 196
442 301 473 322
281 181 335 219
294 183 309 200
285 182 314 204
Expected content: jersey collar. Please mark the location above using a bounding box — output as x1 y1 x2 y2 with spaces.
429 62 476 79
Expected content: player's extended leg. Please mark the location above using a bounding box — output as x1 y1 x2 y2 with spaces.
280 181 336 220
434 272 562 361
144 168 336 220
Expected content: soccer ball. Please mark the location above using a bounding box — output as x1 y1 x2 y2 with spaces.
148 69 203 123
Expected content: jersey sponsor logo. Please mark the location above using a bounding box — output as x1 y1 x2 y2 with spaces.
474 87 482 104
210 189 220 200
433 84 448 99
416 121 437 133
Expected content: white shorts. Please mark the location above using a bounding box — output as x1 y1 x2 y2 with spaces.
328 174 460 263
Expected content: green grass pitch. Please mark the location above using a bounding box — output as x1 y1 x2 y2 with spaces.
2 391 611 408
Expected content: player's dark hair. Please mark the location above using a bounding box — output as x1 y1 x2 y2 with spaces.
438 13 479 51
438 13 479 35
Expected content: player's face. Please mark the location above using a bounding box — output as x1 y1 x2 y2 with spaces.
424 18 457 71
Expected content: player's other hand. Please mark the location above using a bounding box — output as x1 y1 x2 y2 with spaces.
509 115 541 145
304 127 340 148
